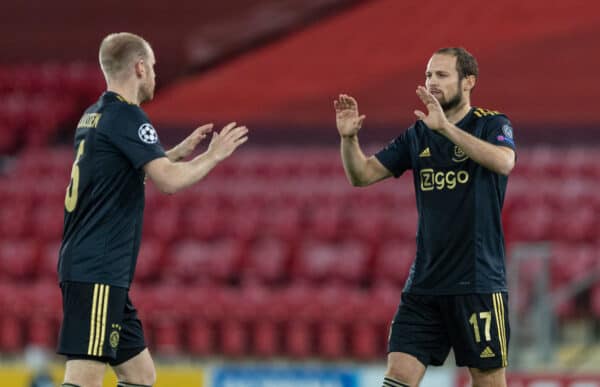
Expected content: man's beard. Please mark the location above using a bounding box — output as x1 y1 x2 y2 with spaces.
138 83 154 104
439 87 463 112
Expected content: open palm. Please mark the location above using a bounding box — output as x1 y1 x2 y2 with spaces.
334 94 366 137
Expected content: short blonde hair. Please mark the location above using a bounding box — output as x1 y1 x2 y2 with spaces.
99 32 151 79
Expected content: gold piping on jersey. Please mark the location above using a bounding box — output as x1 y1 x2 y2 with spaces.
473 107 501 118
115 94 135 105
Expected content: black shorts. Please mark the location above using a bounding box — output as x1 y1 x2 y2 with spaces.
57 281 146 366
388 292 509 370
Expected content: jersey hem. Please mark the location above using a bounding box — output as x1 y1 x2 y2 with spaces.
403 287 508 295
58 278 131 289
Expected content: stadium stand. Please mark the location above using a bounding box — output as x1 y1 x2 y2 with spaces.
1 143 599 359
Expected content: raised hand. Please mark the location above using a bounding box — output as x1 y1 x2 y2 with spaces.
414 86 449 132
207 122 249 162
174 123 214 160
334 94 366 138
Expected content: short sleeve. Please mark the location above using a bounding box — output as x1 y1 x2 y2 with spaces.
485 116 516 151
374 131 413 177
105 105 166 169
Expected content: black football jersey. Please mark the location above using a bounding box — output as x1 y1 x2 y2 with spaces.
375 107 516 294
58 92 166 288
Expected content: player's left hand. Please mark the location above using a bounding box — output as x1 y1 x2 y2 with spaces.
175 123 214 159
414 86 450 132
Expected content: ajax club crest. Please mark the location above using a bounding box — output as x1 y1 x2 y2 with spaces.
452 145 469 163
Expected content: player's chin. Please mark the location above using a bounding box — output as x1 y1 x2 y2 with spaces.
431 93 443 103
140 90 154 104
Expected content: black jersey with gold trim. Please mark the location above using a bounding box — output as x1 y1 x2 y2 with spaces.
375 107 516 295
58 92 166 288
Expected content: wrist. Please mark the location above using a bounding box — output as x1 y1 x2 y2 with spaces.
440 121 455 136
169 144 184 161
341 133 358 140
204 148 221 164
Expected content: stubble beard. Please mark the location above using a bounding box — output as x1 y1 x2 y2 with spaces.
439 87 464 112
138 82 154 104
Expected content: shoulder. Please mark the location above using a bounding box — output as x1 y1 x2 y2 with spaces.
472 107 511 123
114 102 149 122
102 102 152 133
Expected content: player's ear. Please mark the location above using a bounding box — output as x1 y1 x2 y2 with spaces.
463 75 476 92
134 59 145 79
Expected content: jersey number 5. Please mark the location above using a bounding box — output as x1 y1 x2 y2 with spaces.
65 140 85 212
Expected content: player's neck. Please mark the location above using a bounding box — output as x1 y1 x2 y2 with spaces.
106 81 140 105
444 100 471 124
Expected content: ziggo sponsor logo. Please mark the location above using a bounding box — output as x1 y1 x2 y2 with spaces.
419 168 469 191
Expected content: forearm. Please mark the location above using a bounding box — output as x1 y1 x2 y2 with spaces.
159 151 219 193
441 123 515 175
165 145 184 162
340 135 370 186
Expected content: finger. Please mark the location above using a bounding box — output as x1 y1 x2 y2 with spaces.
416 86 437 105
334 100 341 112
220 122 237 135
357 114 366 127
226 126 248 139
414 110 426 120
195 123 214 135
228 127 249 142
234 135 248 145
345 95 357 107
416 88 432 106
341 95 355 108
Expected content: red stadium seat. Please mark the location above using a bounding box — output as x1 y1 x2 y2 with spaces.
0 284 25 352
134 239 165 283
293 238 385 286
37 241 60 282
505 204 553 242
0 239 39 281
305 203 344 241
372 240 415 287
143 205 180 244
242 237 290 285
261 206 301 242
31 204 64 241
281 285 320 358
550 243 597 286
383 208 418 241
165 239 242 284
26 281 62 348
0 203 30 239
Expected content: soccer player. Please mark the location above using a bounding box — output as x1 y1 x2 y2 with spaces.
335 47 515 387
57 32 248 387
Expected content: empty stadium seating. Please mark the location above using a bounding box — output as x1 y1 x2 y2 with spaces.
0 63 104 153
1 144 598 359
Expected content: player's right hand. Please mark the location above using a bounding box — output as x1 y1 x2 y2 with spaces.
334 94 366 138
207 122 249 162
